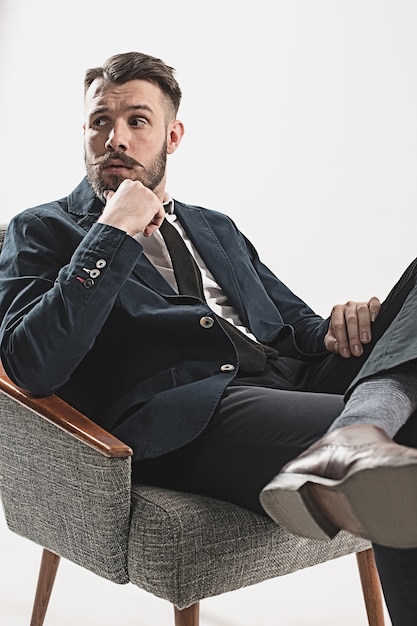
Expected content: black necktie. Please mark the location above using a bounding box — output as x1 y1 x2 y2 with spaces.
159 218 204 298
159 218 278 375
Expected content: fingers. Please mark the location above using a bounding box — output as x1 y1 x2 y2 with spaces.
329 303 354 358
357 297 381 346
99 180 164 237
103 190 114 201
368 296 381 322
143 206 166 237
328 298 380 358
356 301 373 344
323 330 338 354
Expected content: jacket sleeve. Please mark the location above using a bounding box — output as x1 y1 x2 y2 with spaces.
0 210 142 395
239 230 330 355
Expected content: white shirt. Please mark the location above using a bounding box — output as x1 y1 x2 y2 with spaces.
134 199 257 341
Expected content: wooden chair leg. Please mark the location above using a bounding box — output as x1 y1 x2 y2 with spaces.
30 548 61 626
174 602 200 626
356 548 385 626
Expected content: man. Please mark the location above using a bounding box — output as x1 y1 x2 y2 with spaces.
1 51 417 624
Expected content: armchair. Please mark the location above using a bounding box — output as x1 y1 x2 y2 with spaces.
0 224 385 626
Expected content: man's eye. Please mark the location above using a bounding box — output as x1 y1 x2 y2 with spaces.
130 117 146 127
92 118 108 128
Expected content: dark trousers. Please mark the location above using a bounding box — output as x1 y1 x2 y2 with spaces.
134 254 417 626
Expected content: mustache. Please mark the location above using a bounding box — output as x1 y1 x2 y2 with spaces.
93 151 143 169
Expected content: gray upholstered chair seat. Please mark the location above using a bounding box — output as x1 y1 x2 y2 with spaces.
128 483 370 609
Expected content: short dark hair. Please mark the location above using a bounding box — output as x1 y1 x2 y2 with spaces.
84 51 182 116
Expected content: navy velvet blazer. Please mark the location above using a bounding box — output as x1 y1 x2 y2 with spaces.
0 178 329 460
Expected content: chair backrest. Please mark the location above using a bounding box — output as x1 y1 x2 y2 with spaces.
0 390 132 582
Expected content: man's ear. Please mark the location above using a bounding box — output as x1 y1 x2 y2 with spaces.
167 120 185 154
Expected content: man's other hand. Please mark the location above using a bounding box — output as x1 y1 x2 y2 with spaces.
324 297 381 358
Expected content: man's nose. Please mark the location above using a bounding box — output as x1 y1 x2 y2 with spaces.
105 122 129 151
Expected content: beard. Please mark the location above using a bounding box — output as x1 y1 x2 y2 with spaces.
85 140 168 200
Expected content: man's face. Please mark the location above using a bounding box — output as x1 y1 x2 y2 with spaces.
84 78 178 200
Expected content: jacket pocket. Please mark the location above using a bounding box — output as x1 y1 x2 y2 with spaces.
104 368 177 428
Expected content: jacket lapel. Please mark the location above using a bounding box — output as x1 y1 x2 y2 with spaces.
174 203 247 314
132 204 245 305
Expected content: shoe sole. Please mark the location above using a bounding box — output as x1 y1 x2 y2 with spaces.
260 463 417 548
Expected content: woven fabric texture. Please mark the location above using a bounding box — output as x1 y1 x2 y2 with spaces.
0 393 131 583
128 483 370 608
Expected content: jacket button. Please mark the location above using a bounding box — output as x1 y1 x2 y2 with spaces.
84 278 95 289
220 364 235 372
96 259 107 268
200 316 214 328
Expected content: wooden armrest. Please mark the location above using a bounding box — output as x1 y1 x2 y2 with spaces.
0 363 133 459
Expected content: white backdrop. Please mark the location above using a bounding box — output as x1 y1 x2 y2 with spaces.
1 0 417 317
